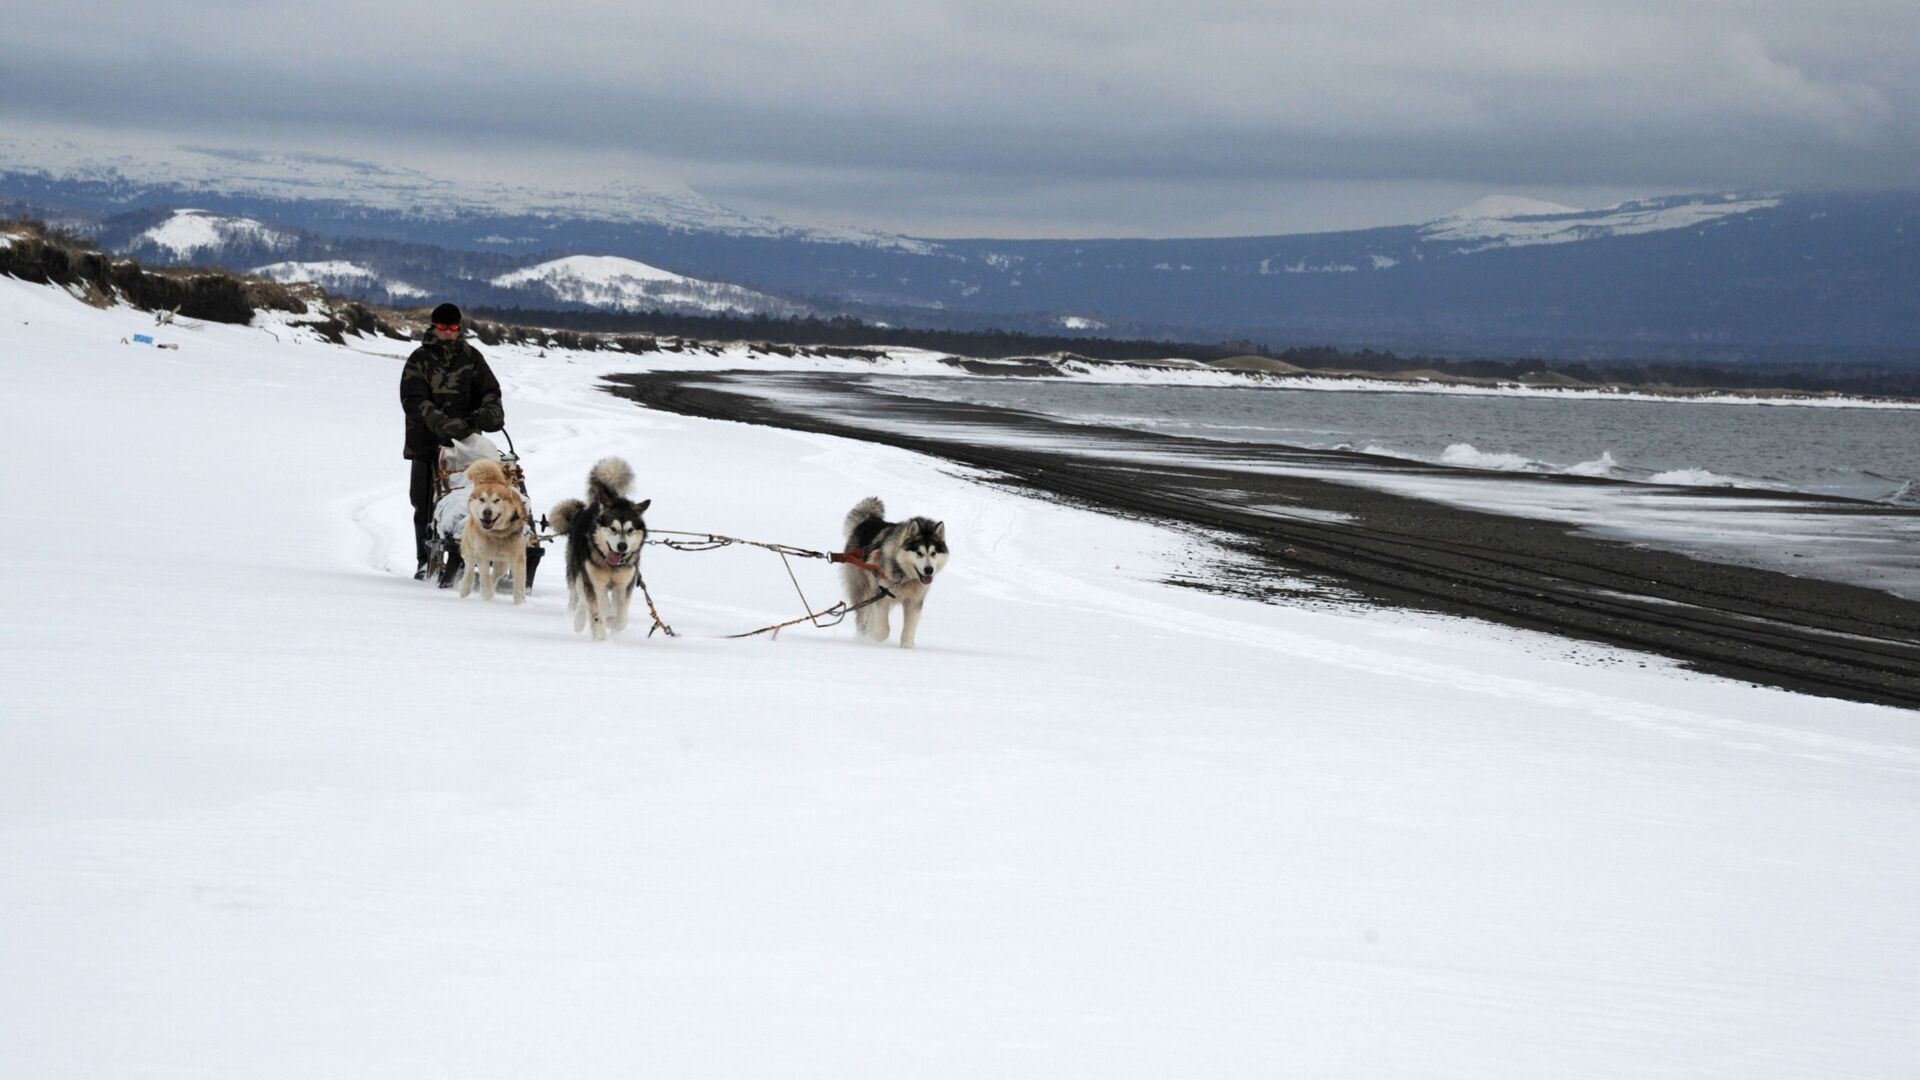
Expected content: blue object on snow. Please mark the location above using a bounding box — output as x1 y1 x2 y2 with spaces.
133 334 155 345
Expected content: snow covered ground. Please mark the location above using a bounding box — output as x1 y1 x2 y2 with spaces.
2 276 1917 1078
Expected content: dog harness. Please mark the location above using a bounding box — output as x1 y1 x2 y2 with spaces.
831 547 887 578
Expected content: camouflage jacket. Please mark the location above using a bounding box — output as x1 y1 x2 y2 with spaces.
399 335 504 459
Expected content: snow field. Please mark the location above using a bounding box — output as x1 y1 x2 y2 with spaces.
1 277 1917 1079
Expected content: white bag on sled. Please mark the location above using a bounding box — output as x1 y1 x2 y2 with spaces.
441 432 503 473
434 485 471 541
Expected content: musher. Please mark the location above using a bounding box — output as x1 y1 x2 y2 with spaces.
400 302 504 578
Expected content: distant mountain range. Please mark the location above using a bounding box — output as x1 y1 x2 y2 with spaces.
2 138 1915 362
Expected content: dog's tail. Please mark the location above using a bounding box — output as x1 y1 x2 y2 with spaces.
588 457 633 504
465 459 508 487
845 496 885 541
549 498 585 535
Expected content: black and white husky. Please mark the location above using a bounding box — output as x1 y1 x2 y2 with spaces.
842 497 949 648
549 458 651 641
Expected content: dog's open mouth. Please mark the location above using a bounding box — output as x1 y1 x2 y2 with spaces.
919 571 934 585
605 551 629 566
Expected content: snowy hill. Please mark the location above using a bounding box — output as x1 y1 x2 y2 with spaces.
129 208 293 259
252 259 427 300
3 273 1917 1076
490 254 800 315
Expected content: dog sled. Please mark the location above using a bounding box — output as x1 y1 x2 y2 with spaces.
423 443 933 642
423 431 546 591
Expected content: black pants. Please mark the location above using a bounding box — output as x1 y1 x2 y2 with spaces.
409 456 436 565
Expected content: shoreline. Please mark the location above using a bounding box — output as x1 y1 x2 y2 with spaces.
973 358 1920 411
697 344 1920 411
610 370 1920 710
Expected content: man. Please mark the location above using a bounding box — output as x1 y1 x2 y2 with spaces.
401 302 504 578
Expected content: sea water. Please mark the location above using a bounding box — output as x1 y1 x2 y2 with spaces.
866 377 1920 504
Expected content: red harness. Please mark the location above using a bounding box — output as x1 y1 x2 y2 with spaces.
830 547 885 577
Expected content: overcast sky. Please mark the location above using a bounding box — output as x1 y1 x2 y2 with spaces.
4 0 1916 238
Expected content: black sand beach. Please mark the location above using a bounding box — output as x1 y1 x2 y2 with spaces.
612 371 1920 710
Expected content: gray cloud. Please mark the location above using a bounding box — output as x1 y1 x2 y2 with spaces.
3 0 1916 236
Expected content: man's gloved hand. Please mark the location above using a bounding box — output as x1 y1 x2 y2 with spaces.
442 419 474 440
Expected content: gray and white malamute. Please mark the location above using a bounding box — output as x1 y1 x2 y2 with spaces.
842 497 949 648
549 458 651 641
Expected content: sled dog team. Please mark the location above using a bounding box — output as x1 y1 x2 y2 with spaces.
453 456 950 647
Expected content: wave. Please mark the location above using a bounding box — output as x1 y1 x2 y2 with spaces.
1564 451 1621 477
1366 443 1789 492
1439 443 1538 471
1646 467 1766 488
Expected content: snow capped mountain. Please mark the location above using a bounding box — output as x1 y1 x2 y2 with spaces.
134 209 292 258
1421 193 1783 251
0 135 933 253
5 130 1910 358
490 254 802 316
251 259 427 299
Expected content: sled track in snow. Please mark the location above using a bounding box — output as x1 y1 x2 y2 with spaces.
613 372 1920 711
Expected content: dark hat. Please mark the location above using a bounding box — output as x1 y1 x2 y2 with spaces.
430 302 463 325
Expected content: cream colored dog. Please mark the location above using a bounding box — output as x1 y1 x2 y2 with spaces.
459 459 531 604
